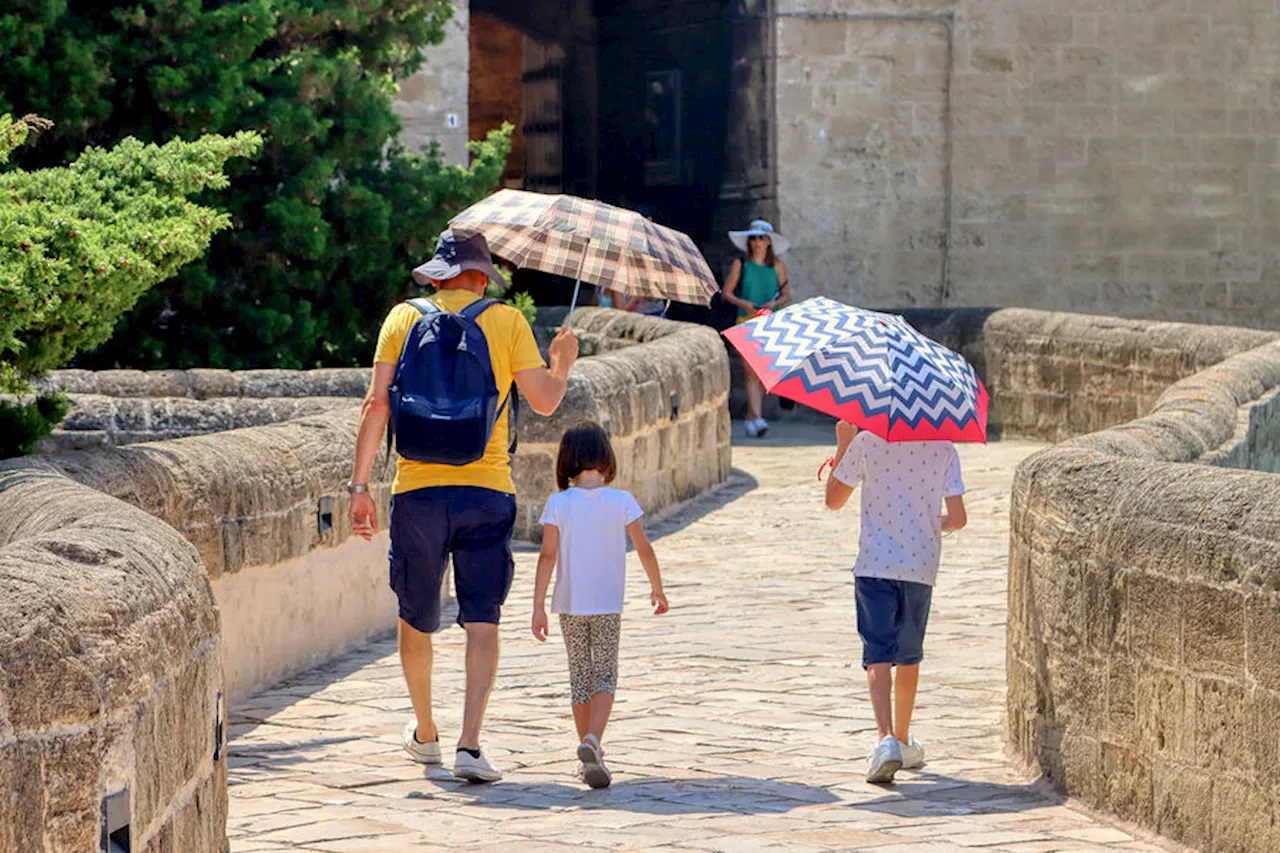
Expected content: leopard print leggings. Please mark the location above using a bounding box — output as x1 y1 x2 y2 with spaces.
559 613 621 705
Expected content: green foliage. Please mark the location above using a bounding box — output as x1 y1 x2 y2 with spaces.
1 1 512 370
506 291 538 326
0 392 68 459
0 114 262 392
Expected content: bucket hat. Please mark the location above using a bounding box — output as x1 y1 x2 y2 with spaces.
412 229 508 285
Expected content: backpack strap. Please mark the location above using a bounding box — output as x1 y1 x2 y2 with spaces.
407 296 439 315
460 297 500 321
386 297 442 469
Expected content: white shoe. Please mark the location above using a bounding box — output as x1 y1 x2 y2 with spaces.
744 419 760 438
401 720 441 765
900 735 925 769
576 737 612 789
755 418 769 437
453 748 502 783
866 734 903 783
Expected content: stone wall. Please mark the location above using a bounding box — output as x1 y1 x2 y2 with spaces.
31 310 728 690
999 309 1280 852
986 308 1278 442
2 309 728 849
742 1 1280 329
392 0 470 164
512 308 732 539
0 471 226 852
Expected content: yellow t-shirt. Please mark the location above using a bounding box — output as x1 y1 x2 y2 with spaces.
374 290 545 495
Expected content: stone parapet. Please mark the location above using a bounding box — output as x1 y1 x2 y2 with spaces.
986 308 1277 442
1 309 731 845
0 469 225 852
513 308 732 539
999 310 1280 853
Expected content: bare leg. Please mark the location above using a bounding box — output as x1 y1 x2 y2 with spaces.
745 370 765 422
894 664 920 743
866 663 894 739
398 619 436 742
587 691 615 741
571 703 590 742
458 622 500 750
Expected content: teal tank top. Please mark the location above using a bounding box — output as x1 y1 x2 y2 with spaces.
738 260 780 317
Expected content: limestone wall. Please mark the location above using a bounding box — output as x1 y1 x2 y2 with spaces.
987 308 1278 442
761 1 1280 329
1 310 729 848
999 309 1280 852
392 0 470 165
0 471 226 852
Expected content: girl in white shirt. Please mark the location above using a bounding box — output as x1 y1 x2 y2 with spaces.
532 421 669 788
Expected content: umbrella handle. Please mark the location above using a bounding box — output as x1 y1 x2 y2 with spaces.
564 238 590 328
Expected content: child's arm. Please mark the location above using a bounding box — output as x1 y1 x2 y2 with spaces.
941 495 968 532
825 421 860 510
531 524 559 641
626 520 669 614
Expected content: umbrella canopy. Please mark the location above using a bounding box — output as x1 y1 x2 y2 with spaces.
448 189 719 307
723 297 988 442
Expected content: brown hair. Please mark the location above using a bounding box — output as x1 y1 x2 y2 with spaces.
744 235 777 267
555 422 618 490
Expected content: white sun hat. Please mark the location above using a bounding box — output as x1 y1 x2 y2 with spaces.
728 219 791 255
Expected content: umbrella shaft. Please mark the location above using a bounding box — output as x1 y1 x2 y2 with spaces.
564 239 590 327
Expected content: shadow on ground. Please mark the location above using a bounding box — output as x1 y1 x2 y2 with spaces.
370 773 841 815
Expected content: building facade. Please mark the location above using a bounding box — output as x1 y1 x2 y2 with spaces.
395 0 1280 330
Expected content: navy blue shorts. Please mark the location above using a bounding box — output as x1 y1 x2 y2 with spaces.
855 577 933 668
388 486 517 633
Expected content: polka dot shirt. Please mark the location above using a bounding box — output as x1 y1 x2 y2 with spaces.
831 432 965 587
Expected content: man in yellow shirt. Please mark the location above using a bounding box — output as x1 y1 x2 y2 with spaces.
347 231 579 782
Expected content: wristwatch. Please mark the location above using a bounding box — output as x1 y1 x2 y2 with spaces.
346 482 370 495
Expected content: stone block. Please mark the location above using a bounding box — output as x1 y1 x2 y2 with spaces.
1127 572 1183 666
1195 678 1249 774
0 741 45 852
1105 659 1137 741
1136 668 1192 759
1183 584 1245 677
1152 759 1213 849
1100 741 1154 825
1246 593 1280 692
1212 776 1274 853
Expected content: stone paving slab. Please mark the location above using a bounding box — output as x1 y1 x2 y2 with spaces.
228 423 1189 852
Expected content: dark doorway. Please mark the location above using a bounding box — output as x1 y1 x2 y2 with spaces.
468 0 733 319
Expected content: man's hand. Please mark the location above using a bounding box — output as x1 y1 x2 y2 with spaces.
651 588 669 615
532 607 550 641
348 491 378 540
836 420 859 445
549 326 579 376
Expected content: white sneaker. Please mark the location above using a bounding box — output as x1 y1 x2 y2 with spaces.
453 747 502 783
744 419 760 438
866 734 903 783
576 737 612 789
900 735 925 769
755 418 769 437
401 720 441 765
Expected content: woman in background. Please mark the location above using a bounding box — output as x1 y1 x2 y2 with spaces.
722 220 791 438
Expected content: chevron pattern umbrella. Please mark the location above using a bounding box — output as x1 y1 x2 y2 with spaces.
448 189 718 319
722 297 988 442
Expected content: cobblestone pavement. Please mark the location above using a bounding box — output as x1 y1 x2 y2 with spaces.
228 423 1184 853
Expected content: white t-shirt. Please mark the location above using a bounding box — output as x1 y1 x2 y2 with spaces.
539 486 645 615
832 432 965 587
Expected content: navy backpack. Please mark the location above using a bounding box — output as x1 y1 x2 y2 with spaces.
388 297 516 465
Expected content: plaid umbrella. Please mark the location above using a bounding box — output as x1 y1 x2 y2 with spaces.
448 189 719 317
723 297 988 442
